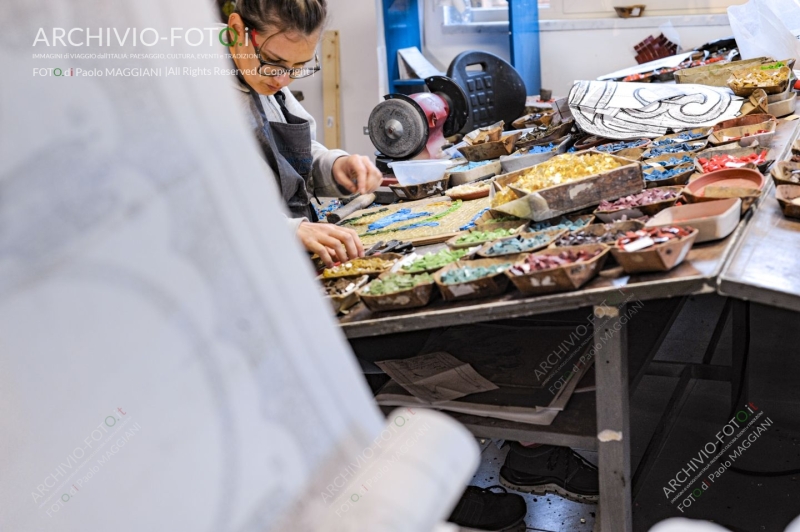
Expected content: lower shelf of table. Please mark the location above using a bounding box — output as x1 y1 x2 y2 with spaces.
380 391 598 451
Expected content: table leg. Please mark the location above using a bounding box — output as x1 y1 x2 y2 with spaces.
730 298 750 413
594 303 632 532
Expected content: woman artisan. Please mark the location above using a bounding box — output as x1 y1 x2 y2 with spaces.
226 0 382 266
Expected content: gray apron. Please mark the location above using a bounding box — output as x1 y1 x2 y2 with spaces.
249 89 317 221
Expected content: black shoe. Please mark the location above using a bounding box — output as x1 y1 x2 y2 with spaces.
448 485 527 531
500 443 599 504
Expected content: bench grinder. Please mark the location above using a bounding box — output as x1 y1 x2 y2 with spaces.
367 75 469 165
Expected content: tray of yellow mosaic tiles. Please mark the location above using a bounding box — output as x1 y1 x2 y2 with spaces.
338 196 492 247
490 152 644 222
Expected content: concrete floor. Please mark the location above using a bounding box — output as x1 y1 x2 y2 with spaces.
354 294 800 531
464 295 800 532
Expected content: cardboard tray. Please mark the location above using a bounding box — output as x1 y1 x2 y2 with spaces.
642 140 708 159
727 65 791 97
491 154 645 221
446 160 502 187
506 244 610 296
595 138 651 155
643 163 695 188
500 136 571 174
476 227 566 258
767 92 797 118
512 112 554 130
515 121 574 150
709 120 777 147
695 145 774 174
711 113 777 133
551 220 646 247
325 275 369 314
594 186 684 222
459 132 522 162
645 198 741 243
651 127 713 147
357 273 437 312
776 185 800 220
644 151 697 169
434 257 513 302
611 228 699 274
446 224 528 250
319 253 404 279
674 57 773 86
446 179 493 201
771 161 800 187
475 211 530 231
389 176 449 200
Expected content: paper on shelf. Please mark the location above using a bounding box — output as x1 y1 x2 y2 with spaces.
376 352 499 403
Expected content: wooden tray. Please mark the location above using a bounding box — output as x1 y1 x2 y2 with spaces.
492 154 645 221
611 229 699 274
594 186 684 222
595 138 651 155
500 136 570 174
475 211 530 231
476 227 566 258
506 244 610 296
389 176 449 200
771 161 800 187
776 185 800 219
446 179 493 201
434 257 513 302
616 147 646 161
643 163 695 188
358 273 436 312
460 132 522 162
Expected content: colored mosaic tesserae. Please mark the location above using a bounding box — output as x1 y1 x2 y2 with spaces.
321 257 395 278
402 249 469 272
363 273 433 296
616 226 694 251
455 227 517 245
484 233 554 255
492 153 623 207
441 263 511 284
510 249 603 274
598 188 679 211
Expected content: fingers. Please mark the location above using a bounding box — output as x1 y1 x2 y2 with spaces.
363 157 383 193
298 221 365 266
333 156 358 194
347 156 369 195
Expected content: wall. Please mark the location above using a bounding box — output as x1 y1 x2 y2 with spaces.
291 0 386 159
424 5 737 97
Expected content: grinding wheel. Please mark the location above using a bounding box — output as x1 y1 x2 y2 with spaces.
368 95 429 160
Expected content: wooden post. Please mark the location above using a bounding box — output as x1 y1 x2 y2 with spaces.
322 30 342 149
594 303 632 532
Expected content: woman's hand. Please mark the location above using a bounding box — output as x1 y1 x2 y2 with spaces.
332 155 383 195
297 221 365 267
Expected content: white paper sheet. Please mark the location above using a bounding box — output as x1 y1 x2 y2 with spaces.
568 81 744 139
0 1 478 530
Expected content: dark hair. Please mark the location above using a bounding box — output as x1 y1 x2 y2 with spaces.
234 0 327 36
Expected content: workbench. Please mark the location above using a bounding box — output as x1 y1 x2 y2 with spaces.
339 117 800 532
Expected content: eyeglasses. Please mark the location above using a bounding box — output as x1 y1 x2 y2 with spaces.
249 29 321 79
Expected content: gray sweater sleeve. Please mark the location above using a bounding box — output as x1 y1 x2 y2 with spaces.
278 88 353 198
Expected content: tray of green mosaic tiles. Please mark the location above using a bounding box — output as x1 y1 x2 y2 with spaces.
433 257 513 302
476 227 567 258
357 272 437 312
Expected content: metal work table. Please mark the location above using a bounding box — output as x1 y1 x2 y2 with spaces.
341 118 800 532
719 181 800 312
